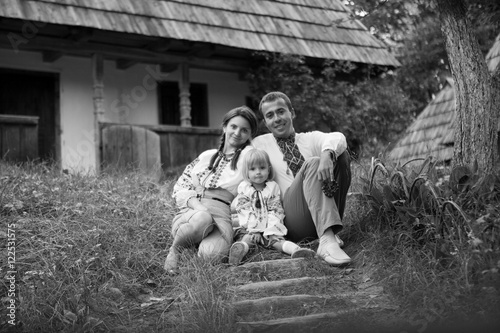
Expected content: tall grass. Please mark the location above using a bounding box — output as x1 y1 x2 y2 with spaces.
0 161 236 332
1 157 499 332
345 156 500 331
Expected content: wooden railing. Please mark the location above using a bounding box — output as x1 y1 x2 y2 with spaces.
0 114 39 162
100 122 221 170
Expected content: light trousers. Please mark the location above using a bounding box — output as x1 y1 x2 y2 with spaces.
282 151 351 243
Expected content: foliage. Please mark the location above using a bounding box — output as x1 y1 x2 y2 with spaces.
349 155 500 327
345 0 500 116
246 53 415 157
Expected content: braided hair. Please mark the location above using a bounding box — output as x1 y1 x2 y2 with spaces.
208 106 258 171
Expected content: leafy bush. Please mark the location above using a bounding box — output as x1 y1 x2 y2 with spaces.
246 52 416 158
350 156 500 327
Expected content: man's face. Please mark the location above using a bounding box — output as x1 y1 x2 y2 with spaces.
260 98 295 138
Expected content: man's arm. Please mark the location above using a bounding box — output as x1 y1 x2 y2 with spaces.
307 131 346 181
318 149 336 182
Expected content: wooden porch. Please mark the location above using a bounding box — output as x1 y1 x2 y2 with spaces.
99 122 221 172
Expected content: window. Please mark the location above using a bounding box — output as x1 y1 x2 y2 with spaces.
158 81 208 126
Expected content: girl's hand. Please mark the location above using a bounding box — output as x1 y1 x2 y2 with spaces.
250 233 263 245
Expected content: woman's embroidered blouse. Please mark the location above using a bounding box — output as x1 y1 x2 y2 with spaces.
173 147 251 209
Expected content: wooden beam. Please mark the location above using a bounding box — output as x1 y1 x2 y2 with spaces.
160 63 178 73
92 53 105 173
0 35 247 72
68 27 93 42
147 40 171 52
42 50 62 63
188 44 216 58
116 59 137 70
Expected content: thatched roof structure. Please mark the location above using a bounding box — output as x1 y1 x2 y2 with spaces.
0 0 400 68
389 33 500 164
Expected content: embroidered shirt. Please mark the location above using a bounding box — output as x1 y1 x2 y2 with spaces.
173 146 252 210
235 180 287 238
252 131 347 199
275 133 305 177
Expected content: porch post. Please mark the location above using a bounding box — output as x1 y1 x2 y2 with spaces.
92 53 105 172
179 63 192 127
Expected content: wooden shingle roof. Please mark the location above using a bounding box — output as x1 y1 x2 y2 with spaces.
389 82 456 163
0 0 400 67
389 33 500 163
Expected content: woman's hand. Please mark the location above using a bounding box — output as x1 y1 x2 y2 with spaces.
188 197 208 212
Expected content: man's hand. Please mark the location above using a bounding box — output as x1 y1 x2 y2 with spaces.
318 150 335 182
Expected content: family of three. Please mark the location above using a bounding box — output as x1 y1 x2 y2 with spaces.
164 91 352 272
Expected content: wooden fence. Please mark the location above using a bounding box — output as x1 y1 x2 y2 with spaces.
0 114 39 162
100 122 221 171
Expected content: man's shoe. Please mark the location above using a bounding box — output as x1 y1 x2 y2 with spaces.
291 247 316 259
229 242 249 266
317 242 351 266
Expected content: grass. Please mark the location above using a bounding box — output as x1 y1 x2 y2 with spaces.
1 158 499 332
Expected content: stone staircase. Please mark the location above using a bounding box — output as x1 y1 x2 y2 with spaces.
228 257 403 333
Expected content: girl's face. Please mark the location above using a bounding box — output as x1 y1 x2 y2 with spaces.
248 162 270 185
223 116 252 151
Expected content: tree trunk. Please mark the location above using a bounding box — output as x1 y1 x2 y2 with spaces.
436 0 499 173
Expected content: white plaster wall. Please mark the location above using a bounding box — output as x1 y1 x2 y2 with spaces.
191 69 250 127
0 49 250 172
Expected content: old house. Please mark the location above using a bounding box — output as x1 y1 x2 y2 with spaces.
0 0 399 173
389 33 500 164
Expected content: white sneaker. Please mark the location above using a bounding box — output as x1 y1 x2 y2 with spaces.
229 242 249 266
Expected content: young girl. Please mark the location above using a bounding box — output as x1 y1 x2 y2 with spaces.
229 148 315 265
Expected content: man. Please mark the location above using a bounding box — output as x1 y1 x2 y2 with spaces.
252 91 351 266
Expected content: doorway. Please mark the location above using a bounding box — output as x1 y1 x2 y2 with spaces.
0 68 59 162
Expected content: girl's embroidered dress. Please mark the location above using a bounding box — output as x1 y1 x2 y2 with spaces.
235 180 287 239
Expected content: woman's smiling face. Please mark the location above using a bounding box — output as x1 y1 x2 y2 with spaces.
223 115 252 151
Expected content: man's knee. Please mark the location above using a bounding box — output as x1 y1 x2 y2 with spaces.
303 156 320 169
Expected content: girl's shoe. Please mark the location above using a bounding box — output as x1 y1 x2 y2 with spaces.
291 247 316 259
229 242 249 266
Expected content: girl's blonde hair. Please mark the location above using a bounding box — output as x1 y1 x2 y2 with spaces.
241 148 274 182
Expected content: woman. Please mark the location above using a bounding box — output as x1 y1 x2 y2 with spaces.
164 106 259 272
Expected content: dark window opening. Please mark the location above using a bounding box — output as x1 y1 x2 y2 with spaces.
158 81 208 126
